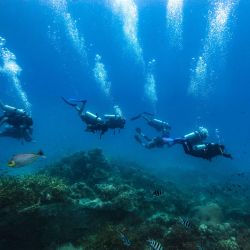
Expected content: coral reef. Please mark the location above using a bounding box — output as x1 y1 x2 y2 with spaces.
0 148 249 249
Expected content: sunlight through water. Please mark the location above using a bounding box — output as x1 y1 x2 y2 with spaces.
166 0 184 49
43 0 86 61
145 59 157 109
189 0 239 98
108 0 144 64
93 54 111 97
0 37 31 113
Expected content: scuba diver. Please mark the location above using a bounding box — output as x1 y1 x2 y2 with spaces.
181 142 233 161
0 100 33 142
132 112 172 149
131 112 171 136
134 128 173 149
62 97 126 138
173 127 233 161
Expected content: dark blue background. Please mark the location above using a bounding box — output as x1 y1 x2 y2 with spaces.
0 0 249 175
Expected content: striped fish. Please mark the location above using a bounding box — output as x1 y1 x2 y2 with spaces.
153 189 164 196
119 232 131 247
179 217 192 229
147 239 163 250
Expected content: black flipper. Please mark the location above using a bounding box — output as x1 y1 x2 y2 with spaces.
61 97 77 107
130 114 142 121
142 112 154 116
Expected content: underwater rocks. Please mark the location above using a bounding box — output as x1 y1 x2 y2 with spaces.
0 148 250 249
0 174 70 212
192 202 223 226
219 237 240 250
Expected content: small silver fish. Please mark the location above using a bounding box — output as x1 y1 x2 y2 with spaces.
147 239 163 250
8 150 45 167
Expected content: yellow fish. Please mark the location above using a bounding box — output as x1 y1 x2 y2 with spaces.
8 150 45 168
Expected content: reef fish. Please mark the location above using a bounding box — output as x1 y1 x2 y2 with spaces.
118 232 131 247
179 217 192 229
153 189 164 196
8 150 45 167
147 239 163 250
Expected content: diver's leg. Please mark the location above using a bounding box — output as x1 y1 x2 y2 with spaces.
223 153 233 159
134 135 148 148
135 127 151 141
173 137 185 144
145 140 157 149
142 114 151 123
182 141 192 154
79 100 87 114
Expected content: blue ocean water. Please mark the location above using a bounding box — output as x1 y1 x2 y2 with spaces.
0 0 249 175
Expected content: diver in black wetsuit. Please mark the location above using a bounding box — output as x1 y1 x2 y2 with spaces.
131 112 171 136
134 128 173 149
132 112 172 149
104 114 126 133
62 97 126 137
181 141 233 161
0 100 33 142
173 127 232 161
62 97 108 137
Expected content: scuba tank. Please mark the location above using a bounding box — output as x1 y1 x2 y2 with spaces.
4 105 25 115
184 127 208 145
149 119 171 132
84 111 103 124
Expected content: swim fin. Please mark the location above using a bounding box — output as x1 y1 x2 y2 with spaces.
61 97 77 107
142 112 154 116
130 114 142 121
68 98 87 104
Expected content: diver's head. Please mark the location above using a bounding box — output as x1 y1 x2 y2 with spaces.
8 160 16 167
113 105 123 117
198 127 208 139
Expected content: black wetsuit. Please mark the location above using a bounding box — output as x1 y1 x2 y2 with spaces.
182 141 232 161
62 97 126 138
0 111 33 142
134 128 172 149
131 112 171 136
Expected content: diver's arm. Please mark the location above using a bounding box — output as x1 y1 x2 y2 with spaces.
182 141 193 154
